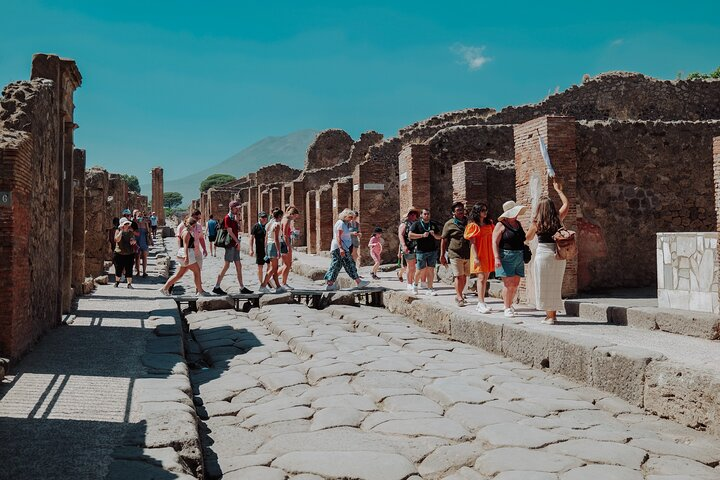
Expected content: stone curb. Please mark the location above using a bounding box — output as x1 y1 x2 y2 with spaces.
564 299 720 340
287 255 720 437
105 244 203 479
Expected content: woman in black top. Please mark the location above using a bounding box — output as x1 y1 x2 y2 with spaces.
160 216 209 296
492 201 527 318
526 178 569 325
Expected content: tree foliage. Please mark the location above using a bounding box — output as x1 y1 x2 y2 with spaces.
164 191 183 209
686 66 720 80
200 174 236 192
121 174 141 193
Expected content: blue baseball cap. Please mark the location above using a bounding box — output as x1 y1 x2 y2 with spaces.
122 209 131 215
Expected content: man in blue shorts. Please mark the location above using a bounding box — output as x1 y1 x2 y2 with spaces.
206 214 219 257
408 208 443 296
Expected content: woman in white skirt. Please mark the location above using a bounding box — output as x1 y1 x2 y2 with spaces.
525 178 569 324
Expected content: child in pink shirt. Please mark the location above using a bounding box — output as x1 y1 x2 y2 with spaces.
368 227 384 280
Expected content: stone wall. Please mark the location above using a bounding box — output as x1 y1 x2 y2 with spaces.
71 148 86 292
151 167 164 225
657 232 718 313
427 124 515 219
256 163 301 185
347 131 384 171
107 174 128 218
305 129 354 170
84 168 110 277
576 120 720 290
398 144 431 215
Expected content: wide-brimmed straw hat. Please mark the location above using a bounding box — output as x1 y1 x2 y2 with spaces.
498 200 526 219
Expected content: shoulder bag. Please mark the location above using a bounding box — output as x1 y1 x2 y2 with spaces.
553 227 577 260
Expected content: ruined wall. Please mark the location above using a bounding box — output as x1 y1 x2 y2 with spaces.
207 188 235 222
256 163 301 186
576 120 720 291
0 79 62 359
128 191 148 213
151 167 164 225
427 124 515 219
71 148 86 291
305 129 354 170
84 168 109 277
107 174 128 217
347 131 384 171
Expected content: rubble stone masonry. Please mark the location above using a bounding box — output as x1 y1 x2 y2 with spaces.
305 129 354 170
305 191 317 254
399 143 431 216
315 186 334 252
151 167 164 225
332 177 353 219
72 149 86 291
84 168 109 277
715 136 720 309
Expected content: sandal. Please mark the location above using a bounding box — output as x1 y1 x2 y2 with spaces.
540 317 556 325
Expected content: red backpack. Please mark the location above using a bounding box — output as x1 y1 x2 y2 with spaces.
553 227 577 260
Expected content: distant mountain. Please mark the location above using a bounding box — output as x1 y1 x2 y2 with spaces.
141 129 319 206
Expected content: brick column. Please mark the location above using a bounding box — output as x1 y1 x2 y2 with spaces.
270 187 281 212
514 116 578 301
399 143 431 215
71 149 86 293
316 186 334 252
281 183 292 210
289 180 307 246
714 136 720 309
453 160 487 206
208 189 233 221
151 167 164 225
306 191 318 253
332 178 353 219
248 187 258 234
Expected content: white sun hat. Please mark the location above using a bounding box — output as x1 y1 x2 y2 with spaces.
498 200 527 219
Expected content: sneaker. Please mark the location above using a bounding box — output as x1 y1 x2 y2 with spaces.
510 305 517 314
411 284 419 295
425 288 438 296
326 283 339 291
127 284 134 290
406 284 414 291
275 286 287 294
420 281 427 289
212 286 227 295
455 297 466 307
476 302 491 314
504 307 515 318
371 274 380 280
159 288 170 296
114 282 120 288
197 291 211 297
258 286 270 294
240 287 253 294
142 273 148 278
354 280 370 289
540 317 557 325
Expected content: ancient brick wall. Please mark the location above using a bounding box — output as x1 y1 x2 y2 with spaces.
207 189 234 222
151 167 164 225
288 181 306 245
576 120 720 291
315 186 334 252
107 174 128 218
71 149 86 291
353 138 402 265
398 144 431 216
427 124 515 219
305 129 354 170
128 192 148 213
84 167 109 277
269 187 281 212
348 131 384 171
515 116 578 302
332 177 353 219
715 136 720 309
305 191 317 254
247 188 258 234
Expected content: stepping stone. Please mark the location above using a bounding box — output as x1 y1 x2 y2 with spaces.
271 451 417 480
475 447 583 476
477 423 566 448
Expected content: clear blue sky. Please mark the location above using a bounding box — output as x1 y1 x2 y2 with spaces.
2 0 718 185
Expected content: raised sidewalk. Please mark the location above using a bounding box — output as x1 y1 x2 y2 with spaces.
270 243 720 438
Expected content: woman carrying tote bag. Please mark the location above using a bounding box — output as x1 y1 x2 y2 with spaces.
525 178 570 325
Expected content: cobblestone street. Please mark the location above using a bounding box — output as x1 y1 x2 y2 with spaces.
179 249 720 479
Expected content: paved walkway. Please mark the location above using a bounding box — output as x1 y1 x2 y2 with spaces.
0 242 197 480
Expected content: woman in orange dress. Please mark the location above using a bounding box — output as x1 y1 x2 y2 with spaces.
464 203 495 313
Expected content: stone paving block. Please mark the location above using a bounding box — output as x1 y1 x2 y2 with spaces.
475 447 583 476
559 464 643 480
418 442 485 479
544 439 647 468
197 296 235 311
311 407 367 430
477 423 566 448
423 379 494 406
591 344 665 406
368 416 472 440
628 437 720 465
223 466 287 480
382 394 444 414
492 381 582 402
242 406 315 428
443 466 488 479
141 353 188 375
446 403 528 432
271 451 417 480
312 393 378 411
260 369 307 391
307 362 363 384
493 472 558 480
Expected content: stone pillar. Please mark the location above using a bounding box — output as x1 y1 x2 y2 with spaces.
399 143 431 215
306 191 318 254
248 187 258 234
200 192 208 221
453 160 487 207
60 122 75 312
281 183 292 210
332 178 353 219
270 187 281 212
714 136 720 309
71 149 86 293
151 167 164 225
289 181 307 246
84 168 109 278
260 189 270 216
316 186 334 253
208 189 233 221
514 116 578 300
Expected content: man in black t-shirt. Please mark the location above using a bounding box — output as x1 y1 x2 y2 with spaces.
408 208 443 295
249 211 271 291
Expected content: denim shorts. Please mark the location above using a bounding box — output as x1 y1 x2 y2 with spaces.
266 242 279 259
416 250 438 269
495 249 525 278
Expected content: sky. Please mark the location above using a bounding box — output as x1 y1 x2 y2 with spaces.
1 0 719 185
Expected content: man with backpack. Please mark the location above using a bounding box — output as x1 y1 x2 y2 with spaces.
398 208 419 294
213 201 252 295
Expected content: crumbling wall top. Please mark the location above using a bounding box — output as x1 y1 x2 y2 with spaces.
305 129 354 170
